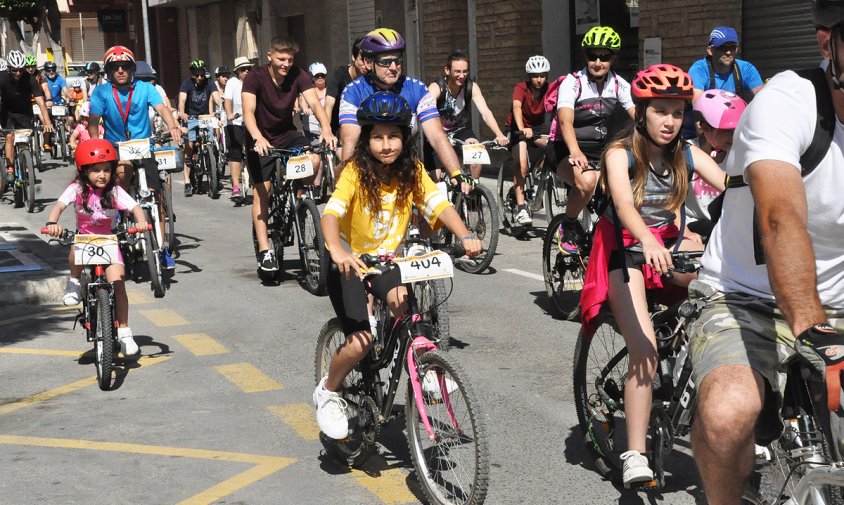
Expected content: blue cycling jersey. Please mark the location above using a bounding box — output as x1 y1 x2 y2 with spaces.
45 74 66 103
89 80 163 144
338 73 439 127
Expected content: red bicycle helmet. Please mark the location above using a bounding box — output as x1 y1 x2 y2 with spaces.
631 64 694 102
104 45 136 72
75 138 118 172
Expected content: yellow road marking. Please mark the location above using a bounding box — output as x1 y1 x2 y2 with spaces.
267 404 319 440
0 348 82 357
139 309 189 327
214 363 283 393
172 333 229 356
0 355 169 416
0 306 78 325
0 435 295 505
350 461 418 504
126 288 155 305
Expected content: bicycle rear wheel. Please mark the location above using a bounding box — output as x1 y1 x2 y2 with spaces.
496 157 517 231
413 279 451 351
297 198 328 295
542 213 586 321
21 149 35 213
406 349 489 505
453 185 499 274
57 124 68 161
143 210 166 298
95 287 115 391
572 313 627 478
193 150 206 194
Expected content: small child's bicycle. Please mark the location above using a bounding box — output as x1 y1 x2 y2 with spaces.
42 225 149 390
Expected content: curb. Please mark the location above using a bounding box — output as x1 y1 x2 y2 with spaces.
1 274 67 305
0 222 70 306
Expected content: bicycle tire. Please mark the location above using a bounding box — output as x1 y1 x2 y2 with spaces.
413 279 451 351
57 124 68 162
143 210 166 298
543 171 568 222
252 190 284 282
21 149 35 213
572 313 627 478
193 149 205 194
496 157 516 230
406 349 489 505
542 213 586 321
207 148 220 199
297 198 328 295
314 318 377 466
31 132 42 171
454 184 499 274
95 287 115 391
161 183 176 256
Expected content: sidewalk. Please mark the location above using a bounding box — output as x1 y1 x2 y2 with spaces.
0 222 68 305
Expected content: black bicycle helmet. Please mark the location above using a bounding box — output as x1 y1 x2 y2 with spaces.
86 61 100 73
214 65 231 76
134 60 156 81
43 61 57 71
356 91 412 127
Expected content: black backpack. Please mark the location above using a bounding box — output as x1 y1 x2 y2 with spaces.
707 67 835 265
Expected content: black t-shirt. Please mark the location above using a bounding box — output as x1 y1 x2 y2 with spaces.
0 72 43 115
327 65 354 133
179 79 217 116
241 64 313 146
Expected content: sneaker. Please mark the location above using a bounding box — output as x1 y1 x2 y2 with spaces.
421 370 458 401
43 143 52 152
515 208 533 226
231 185 242 201
259 250 279 272
62 277 81 306
160 249 176 270
620 450 654 488
556 218 581 255
184 184 193 197
4 168 13 185
117 327 140 357
313 376 349 440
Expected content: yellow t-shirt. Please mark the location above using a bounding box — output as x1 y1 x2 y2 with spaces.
323 160 451 255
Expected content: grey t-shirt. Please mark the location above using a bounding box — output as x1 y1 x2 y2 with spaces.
605 165 676 252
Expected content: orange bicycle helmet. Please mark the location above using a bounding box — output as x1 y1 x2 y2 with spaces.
75 138 118 172
631 64 694 102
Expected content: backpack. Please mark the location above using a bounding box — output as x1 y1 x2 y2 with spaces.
707 57 755 104
543 75 566 114
436 76 473 122
707 66 834 265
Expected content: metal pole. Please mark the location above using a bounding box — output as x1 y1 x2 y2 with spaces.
141 0 152 67
78 13 84 61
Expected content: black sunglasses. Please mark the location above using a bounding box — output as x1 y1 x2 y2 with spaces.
586 51 613 62
374 56 403 68
112 62 133 71
9 67 23 74
313 74 326 79
714 44 738 53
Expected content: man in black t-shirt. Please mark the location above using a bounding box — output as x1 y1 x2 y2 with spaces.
177 58 218 196
325 37 370 160
1 50 52 186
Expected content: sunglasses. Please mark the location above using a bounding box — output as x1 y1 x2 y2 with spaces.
313 74 326 79
586 51 613 62
714 44 738 53
9 67 23 74
112 62 133 71
374 56 403 68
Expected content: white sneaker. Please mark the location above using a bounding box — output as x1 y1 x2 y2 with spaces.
117 327 140 357
515 208 533 225
620 450 654 488
63 278 81 306
313 376 349 440
421 370 458 401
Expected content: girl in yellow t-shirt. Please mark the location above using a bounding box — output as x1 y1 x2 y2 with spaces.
314 92 481 440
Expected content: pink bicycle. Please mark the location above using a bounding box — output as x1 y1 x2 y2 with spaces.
314 250 489 505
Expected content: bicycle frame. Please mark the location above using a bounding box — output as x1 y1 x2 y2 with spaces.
82 264 114 343
133 161 165 253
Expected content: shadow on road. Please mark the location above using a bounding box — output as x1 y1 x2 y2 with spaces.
0 306 79 346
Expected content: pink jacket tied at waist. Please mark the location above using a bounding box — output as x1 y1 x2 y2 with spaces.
580 216 679 338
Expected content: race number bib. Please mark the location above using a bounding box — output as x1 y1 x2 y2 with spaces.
395 250 454 283
462 144 491 165
154 148 180 171
32 104 41 115
74 234 120 266
285 155 314 179
117 138 151 160
51 105 67 116
198 115 218 129
14 129 32 144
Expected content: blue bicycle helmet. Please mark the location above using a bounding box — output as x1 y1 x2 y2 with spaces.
134 60 156 81
356 91 412 127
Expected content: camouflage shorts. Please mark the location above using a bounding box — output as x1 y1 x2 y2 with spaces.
688 280 844 402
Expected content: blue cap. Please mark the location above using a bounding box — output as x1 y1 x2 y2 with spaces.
709 26 739 47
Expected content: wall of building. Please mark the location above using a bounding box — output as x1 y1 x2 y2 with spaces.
637 0 740 71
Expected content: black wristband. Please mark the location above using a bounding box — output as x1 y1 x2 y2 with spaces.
45 221 57 225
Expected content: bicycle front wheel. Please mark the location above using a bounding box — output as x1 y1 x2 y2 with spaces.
542 213 586 321
207 149 220 199
413 279 451 351
455 185 499 274
572 313 627 478
297 198 328 295
161 182 176 256
143 210 166 298
21 149 35 213
407 350 489 505
95 287 115 391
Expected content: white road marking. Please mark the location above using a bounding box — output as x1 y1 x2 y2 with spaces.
503 268 544 282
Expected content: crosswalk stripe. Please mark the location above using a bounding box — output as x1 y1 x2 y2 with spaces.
503 268 545 282
172 333 229 356
138 309 189 327
267 404 320 440
214 363 283 393
126 288 155 305
350 458 418 504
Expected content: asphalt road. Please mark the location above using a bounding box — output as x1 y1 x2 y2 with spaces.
0 155 703 504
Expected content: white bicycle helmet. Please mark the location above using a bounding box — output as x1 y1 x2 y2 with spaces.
0 58 7 72
525 55 550 74
6 50 25 69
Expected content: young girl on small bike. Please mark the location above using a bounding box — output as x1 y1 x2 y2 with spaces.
44 138 148 357
313 91 482 440
579 64 726 488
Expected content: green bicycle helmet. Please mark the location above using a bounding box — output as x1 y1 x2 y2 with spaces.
582 26 622 53
24 54 37 67
189 59 206 71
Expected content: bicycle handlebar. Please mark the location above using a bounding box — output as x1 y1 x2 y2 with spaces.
448 136 507 150
662 251 704 280
41 224 151 245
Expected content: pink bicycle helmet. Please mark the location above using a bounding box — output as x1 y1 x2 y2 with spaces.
693 90 747 129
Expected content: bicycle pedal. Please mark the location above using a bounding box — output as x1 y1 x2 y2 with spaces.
627 479 659 491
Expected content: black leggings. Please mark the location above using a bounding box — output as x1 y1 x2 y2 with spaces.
327 260 404 336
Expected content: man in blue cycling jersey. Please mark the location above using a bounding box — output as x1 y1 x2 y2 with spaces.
338 28 474 192
87 45 182 268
